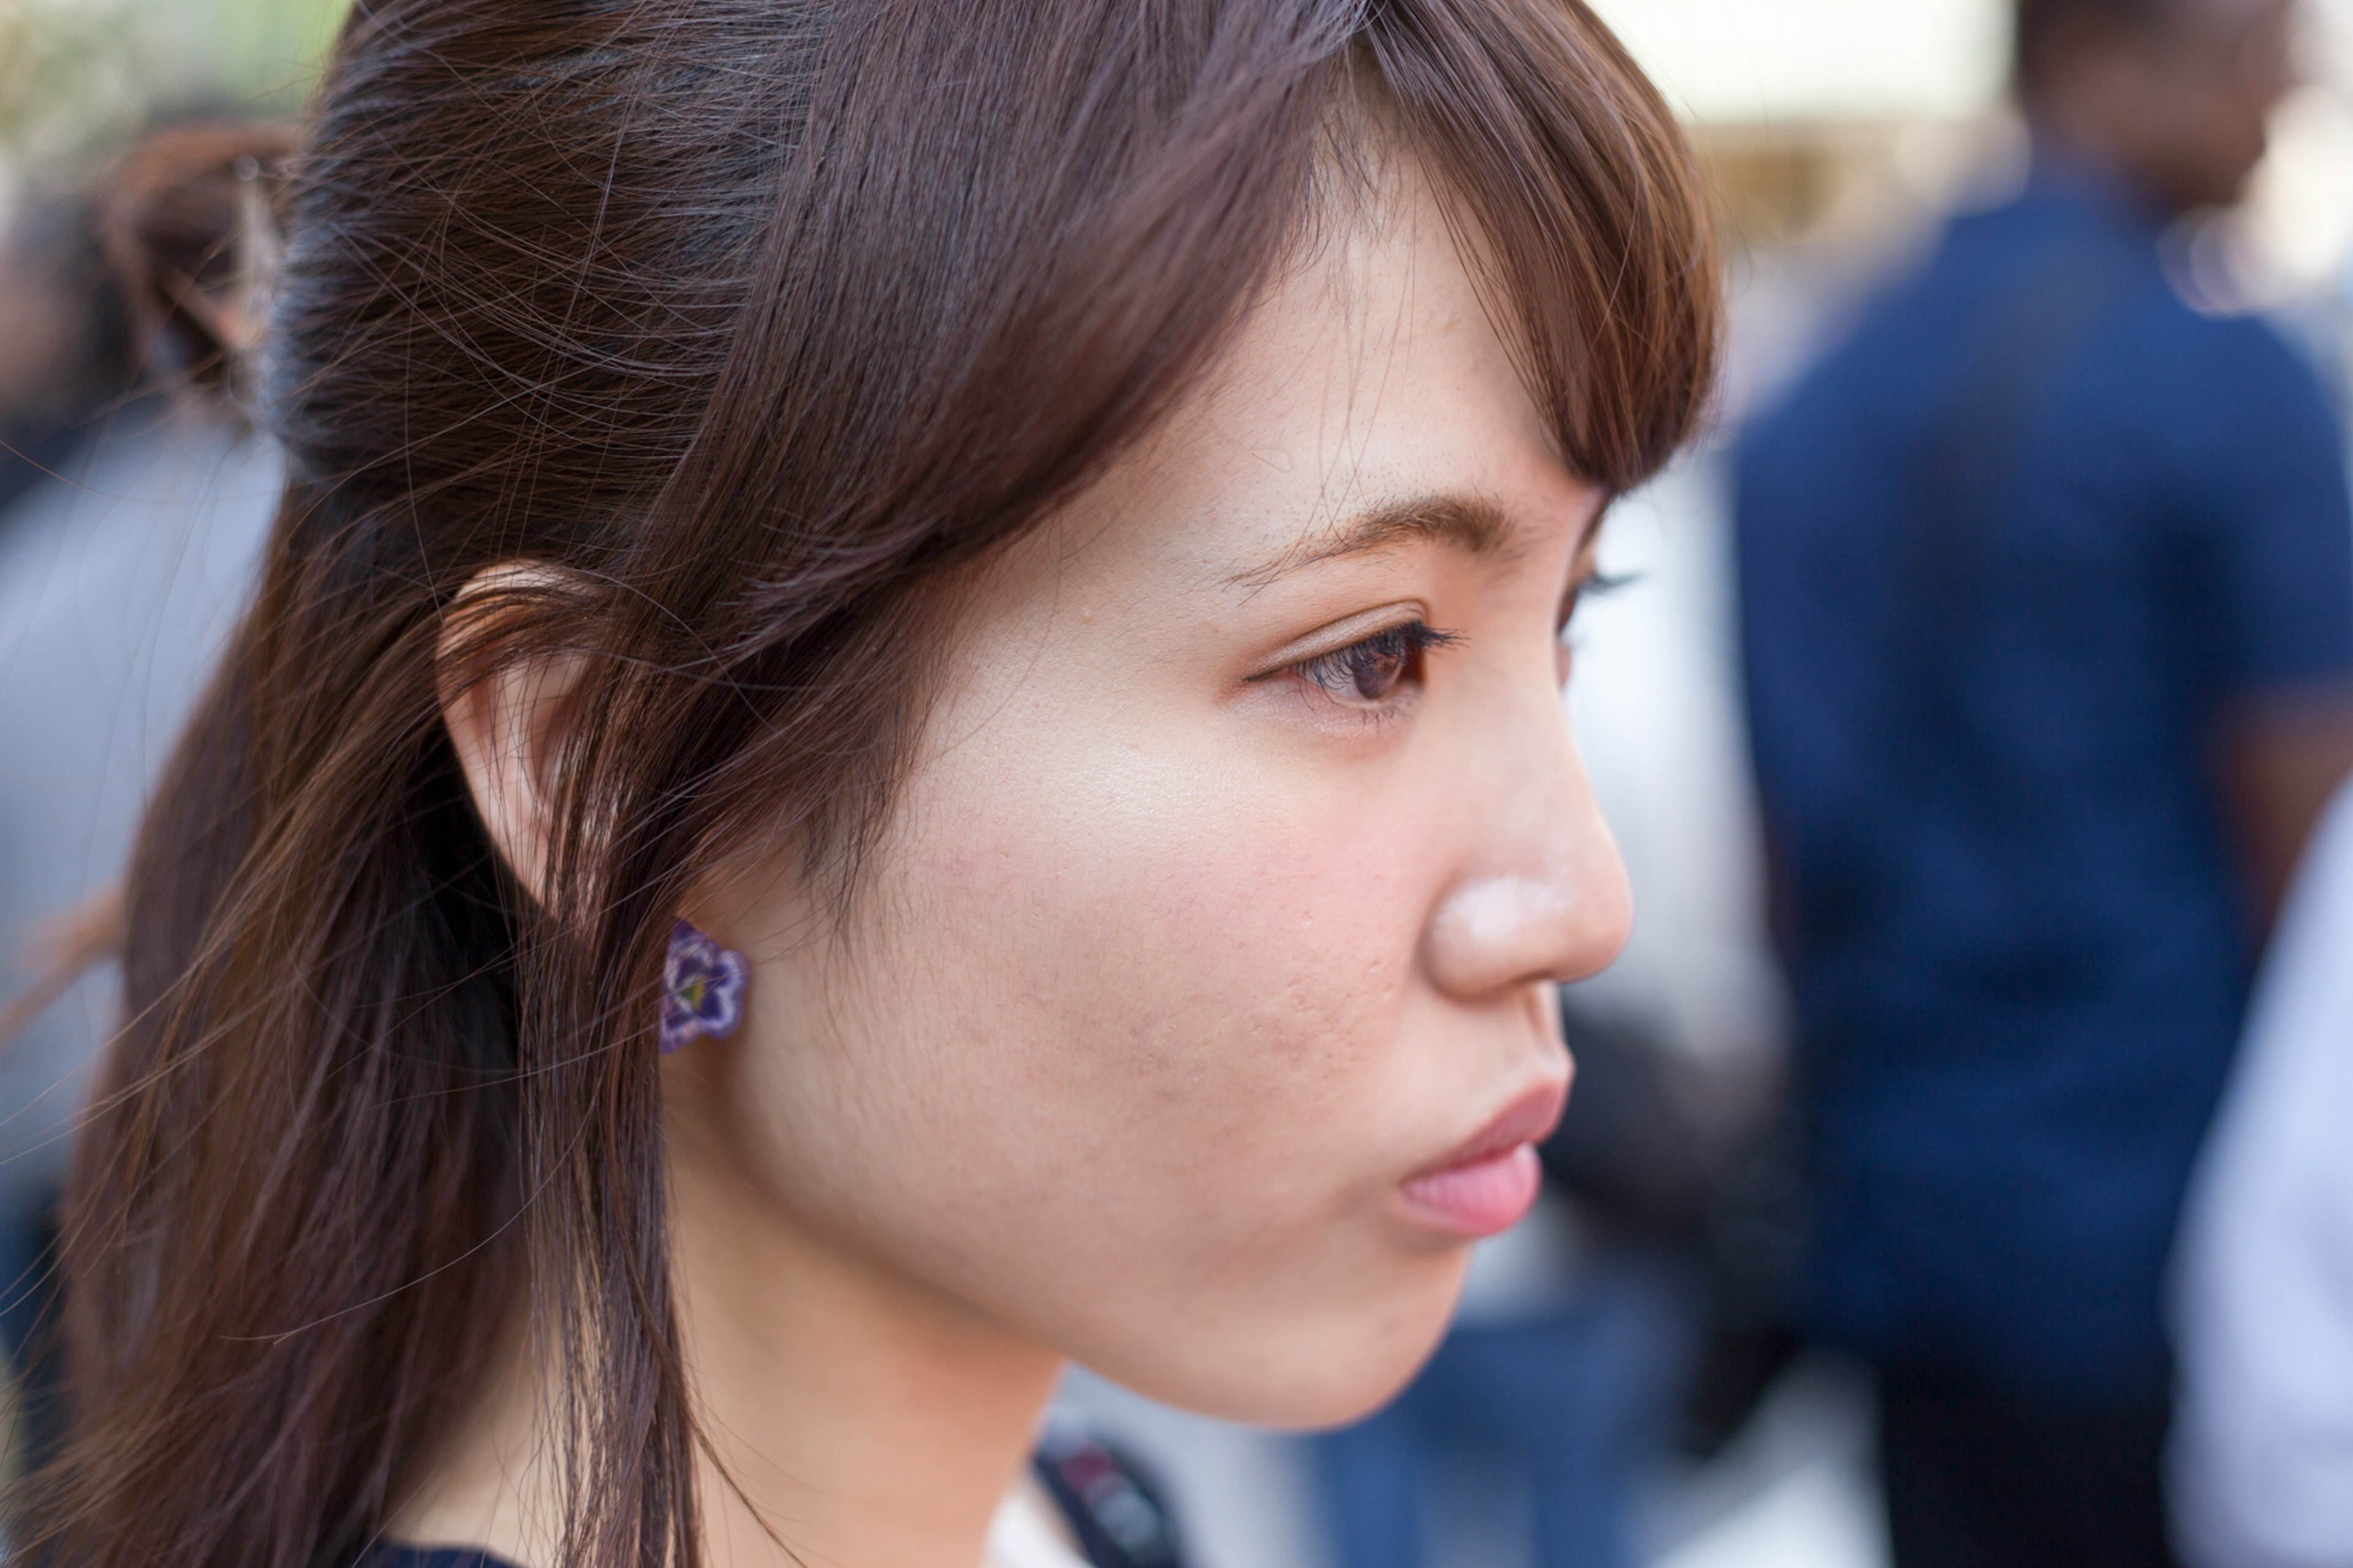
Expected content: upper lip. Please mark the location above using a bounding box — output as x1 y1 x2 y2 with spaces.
1414 1079 1569 1177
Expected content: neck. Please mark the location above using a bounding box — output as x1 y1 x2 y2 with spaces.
394 1094 1063 1568
672 1142 1069 1568
2023 104 2204 224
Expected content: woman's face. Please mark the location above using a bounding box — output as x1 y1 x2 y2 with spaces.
680 161 1628 1428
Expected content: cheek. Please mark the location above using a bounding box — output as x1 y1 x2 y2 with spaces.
705 667 1487 1423
912 752 1425 1223
880 748 1467 1418
726 727 1463 1409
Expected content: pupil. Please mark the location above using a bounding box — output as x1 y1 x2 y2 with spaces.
1351 635 1406 700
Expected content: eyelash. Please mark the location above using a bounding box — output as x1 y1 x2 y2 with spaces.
1558 570 1633 636
1288 621 1463 711
1270 566 1625 716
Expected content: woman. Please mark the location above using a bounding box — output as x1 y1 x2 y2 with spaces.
22 3 1717 1566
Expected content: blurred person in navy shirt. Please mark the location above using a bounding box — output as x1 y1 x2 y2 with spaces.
1736 0 2353 1563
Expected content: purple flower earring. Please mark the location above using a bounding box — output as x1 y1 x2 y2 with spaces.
659 918 749 1054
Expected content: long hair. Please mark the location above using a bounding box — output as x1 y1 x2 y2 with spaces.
23 3 1719 1566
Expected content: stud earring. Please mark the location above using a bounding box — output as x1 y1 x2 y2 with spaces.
659 918 749 1053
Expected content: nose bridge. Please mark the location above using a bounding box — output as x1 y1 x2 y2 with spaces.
1525 691 1629 948
1424 684 1631 999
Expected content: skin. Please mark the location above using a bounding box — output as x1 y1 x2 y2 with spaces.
2219 698 2353 933
411 153 1628 1568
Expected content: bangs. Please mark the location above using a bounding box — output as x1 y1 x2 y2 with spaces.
1354 0 1721 494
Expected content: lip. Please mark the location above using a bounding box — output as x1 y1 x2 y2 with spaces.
1396 1080 1568 1239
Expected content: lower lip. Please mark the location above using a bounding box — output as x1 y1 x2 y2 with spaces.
1397 1143 1542 1238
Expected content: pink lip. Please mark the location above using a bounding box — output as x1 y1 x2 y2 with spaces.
1397 1081 1567 1238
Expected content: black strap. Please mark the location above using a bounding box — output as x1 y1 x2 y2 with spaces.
1891 223 2151 806
1794 221 2153 962
349 1549 513 1568
1031 1430 1186 1568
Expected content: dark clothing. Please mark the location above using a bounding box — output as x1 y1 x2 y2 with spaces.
352 1435 1180 1568
1737 173 2353 1401
1877 1363 2180 1568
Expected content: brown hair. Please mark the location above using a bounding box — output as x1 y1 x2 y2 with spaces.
25 3 1717 1566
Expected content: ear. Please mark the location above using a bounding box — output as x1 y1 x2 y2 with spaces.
436 565 593 905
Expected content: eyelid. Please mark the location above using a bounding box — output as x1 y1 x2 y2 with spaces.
1245 601 1434 681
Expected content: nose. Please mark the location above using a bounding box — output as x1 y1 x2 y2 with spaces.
1420 705 1631 1001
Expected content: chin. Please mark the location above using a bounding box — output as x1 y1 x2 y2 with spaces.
1085 1265 1469 1432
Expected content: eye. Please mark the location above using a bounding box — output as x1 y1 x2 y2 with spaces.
1293 622 1460 708
1555 570 1632 685
1556 569 1633 638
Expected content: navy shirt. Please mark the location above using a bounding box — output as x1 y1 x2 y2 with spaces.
1737 175 2353 1399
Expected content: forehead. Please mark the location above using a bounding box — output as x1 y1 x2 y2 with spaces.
1065 151 1596 588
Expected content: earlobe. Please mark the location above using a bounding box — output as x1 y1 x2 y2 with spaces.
438 570 754 1055
435 565 594 906
659 920 750 1053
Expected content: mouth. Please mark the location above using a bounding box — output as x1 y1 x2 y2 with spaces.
1396 1080 1567 1239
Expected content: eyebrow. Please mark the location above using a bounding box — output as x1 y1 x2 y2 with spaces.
1232 493 1517 589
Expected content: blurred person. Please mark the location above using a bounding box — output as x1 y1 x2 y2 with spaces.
0 195 128 520
1735 0 2353 1564
2169 775 2353 1568
0 107 266 519
0 121 292 1469
4 8 1722 1568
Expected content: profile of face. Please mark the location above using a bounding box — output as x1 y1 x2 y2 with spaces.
2052 0 2298 211
2146 0 2296 207
652 156 1628 1429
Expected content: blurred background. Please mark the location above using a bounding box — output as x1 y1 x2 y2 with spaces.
7 0 2353 1565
